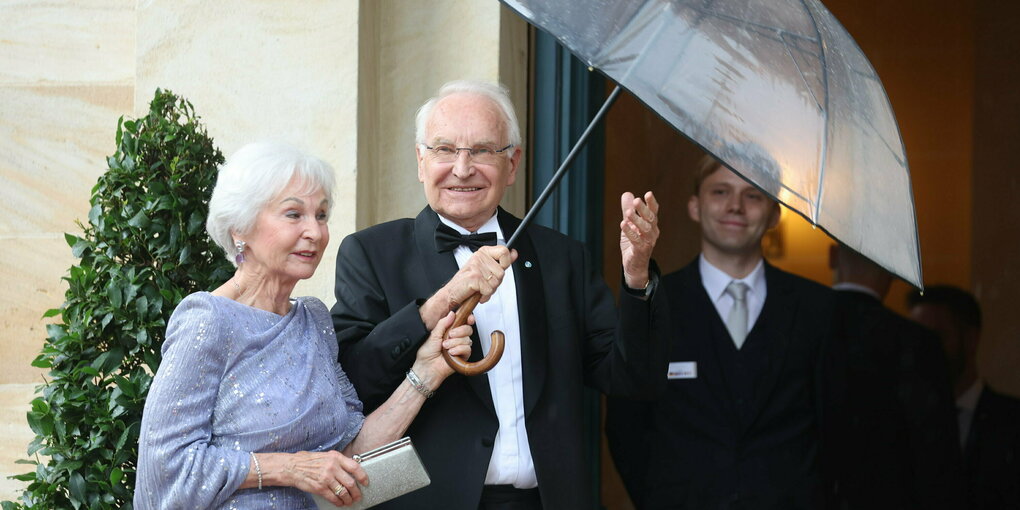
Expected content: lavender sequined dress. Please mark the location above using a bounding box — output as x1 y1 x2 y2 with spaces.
135 292 365 509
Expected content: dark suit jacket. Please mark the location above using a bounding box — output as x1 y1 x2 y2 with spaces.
607 258 833 510
330 206 669 510
965 384 1020 509
828 289 965 510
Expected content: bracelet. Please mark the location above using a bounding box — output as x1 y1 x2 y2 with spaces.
250 452 262 490
406 369 435 399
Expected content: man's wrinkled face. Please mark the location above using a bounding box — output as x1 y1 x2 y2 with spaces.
688 166 780 258
416 93 521 231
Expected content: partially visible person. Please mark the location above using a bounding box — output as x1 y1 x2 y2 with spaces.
908 285 1020 510
607 156 834 509
827 244 964 509
135 142 473 509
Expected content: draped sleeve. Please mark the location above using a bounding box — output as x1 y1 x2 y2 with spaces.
135 293 250 509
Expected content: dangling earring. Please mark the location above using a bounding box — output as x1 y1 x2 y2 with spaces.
234 240 246 265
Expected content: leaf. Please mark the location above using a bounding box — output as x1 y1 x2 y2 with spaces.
115 422 139 450
101 312 114 330
135 295 149 319
187 210 204 234
42 307 62 318
30 398 49 414
127 209 149 228
88 204 102 225
71 238 92 258
107 281 123 309
68 471 86 504
30 354 52 368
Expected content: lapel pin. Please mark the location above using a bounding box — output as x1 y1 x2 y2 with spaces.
524 261 533 268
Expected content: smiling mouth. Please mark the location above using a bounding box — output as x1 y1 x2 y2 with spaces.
448 187 483 192
719 221 747 228
293 251 317 258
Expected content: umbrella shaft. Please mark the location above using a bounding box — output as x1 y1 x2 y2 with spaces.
507 85 623 249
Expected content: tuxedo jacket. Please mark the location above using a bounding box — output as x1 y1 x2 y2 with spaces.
965 384 1020 509
330 206 669 510
827 289 965 510
607 258 833 510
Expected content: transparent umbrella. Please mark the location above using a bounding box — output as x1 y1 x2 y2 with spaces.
501 0 922 288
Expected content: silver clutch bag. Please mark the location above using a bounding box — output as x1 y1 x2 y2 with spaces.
311 437 430 509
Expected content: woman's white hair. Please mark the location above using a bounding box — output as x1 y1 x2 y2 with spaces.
206 142 335 265
414 80 522 148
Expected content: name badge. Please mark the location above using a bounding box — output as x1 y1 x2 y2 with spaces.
667 361 697 380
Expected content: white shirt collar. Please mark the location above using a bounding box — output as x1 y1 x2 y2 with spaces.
833 282 883 301
956 379 984 413
699 254 766 302
438 211 504 240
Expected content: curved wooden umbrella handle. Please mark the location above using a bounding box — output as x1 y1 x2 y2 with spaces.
442 292 505 376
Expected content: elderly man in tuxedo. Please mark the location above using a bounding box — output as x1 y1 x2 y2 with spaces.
607 156 835 510
331 80 668 510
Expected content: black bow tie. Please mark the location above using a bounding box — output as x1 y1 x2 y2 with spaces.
435 223 498 253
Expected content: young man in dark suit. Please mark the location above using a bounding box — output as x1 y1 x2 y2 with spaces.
908 286 1020 510
827 244 964 509
607 157 834 509
330 80 669 510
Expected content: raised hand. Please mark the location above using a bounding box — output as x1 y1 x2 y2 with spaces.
619 191 660 290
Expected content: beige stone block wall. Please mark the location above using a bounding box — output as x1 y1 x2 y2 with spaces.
135 0 361 303
0 0 521 501
357 1 527 231
0 0 136 499
0 0 136 385
1 86 134 386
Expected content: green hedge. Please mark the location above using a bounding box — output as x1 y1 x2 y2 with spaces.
3 90 233 510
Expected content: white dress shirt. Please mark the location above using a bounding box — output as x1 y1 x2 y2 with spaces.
956 379 983 450
438 214 537 488
699 255 767 345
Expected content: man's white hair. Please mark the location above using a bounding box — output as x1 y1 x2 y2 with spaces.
414 80 522 148
206 142 335 265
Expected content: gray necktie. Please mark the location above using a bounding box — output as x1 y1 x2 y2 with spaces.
725 281 750 349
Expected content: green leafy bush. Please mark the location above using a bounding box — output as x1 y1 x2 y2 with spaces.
3 90 232 509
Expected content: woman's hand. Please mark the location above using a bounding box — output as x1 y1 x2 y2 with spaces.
275 450 368 507
410 311 474 389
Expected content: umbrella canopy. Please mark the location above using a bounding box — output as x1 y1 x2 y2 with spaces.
502 0 922 287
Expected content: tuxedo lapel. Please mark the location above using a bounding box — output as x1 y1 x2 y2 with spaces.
497 209 549 417
414 206 495 413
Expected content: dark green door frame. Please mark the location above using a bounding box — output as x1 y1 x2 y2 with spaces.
528 29 607 508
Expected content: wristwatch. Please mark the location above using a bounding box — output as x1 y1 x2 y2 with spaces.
623 271 658 298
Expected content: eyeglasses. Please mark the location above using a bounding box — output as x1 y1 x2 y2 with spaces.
422 143 514 165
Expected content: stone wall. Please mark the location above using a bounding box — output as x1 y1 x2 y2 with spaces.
0 0 523 500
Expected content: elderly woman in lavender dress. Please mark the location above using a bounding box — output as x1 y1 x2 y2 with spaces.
135 142 472 509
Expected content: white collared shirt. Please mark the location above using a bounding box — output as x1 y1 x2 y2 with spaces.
699 254 767 342
437 214 536 488
832 282 883 301
956 379 983 449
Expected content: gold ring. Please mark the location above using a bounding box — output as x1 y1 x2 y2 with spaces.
333 484 347 497
486 274 493 281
